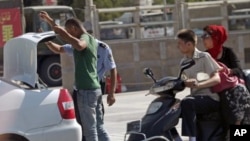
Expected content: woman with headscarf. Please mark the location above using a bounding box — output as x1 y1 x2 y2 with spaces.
201 24 250 126
202 25 245 79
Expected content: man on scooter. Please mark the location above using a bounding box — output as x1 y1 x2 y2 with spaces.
176 29 222 141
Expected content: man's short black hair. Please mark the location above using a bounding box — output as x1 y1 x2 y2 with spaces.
87 30 93 34
177 29 197 45
65 18 87 33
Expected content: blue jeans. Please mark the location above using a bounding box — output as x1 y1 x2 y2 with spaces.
77 88 110 141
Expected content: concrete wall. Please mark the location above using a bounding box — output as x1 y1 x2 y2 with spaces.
106 37 183 91
61 33 250 92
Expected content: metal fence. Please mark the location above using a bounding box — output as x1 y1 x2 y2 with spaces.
91 0 250 40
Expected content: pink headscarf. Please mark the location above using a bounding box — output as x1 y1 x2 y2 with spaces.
204 25 228 59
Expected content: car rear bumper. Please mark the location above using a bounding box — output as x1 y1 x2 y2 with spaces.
26 120 82 141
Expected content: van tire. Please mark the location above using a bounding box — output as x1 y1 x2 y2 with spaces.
39 56 62 87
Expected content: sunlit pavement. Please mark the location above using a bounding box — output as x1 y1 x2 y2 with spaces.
103 89 190 141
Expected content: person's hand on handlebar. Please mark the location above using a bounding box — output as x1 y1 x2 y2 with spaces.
184 78 199 88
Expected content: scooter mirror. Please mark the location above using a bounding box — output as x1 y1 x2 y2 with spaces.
143 68 154 78
178 59 195 78
143 68 157 83
180 59 195 70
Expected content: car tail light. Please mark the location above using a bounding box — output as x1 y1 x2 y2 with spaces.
57 88 75 119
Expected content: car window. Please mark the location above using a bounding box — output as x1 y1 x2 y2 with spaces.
25 9 74 33
99 21 128 40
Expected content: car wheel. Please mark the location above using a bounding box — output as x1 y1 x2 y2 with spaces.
0 135 27 141
4 139 18 141
39 56 62 87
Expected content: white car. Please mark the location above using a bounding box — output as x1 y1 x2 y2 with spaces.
0 32 82 141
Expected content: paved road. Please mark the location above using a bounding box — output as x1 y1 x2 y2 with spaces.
103 88 190 141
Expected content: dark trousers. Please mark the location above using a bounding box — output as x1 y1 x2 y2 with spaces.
72 89 85 141
100 80 106 95
72 81 106 141
181 95 220 137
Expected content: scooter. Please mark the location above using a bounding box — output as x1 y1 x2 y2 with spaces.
124 59 231 141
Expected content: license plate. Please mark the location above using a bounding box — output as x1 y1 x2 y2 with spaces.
126 120 141 133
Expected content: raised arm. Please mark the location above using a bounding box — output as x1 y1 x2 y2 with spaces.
45 41 65 54
40 11 88 51
39 11 58 29
54 29 87 51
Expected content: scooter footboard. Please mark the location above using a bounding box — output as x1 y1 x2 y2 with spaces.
137 105 181 140
125 98 182 141
162 107 181 130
